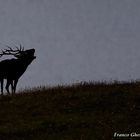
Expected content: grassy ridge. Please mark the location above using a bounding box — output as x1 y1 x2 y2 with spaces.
0 81 140 140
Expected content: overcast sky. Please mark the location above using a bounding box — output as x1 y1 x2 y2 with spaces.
0 0 140 89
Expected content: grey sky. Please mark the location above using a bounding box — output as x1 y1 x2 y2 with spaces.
0 0 140 89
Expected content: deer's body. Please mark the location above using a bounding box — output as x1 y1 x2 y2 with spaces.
0 47 36 94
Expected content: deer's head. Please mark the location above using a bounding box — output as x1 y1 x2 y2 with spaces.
0 45 36 60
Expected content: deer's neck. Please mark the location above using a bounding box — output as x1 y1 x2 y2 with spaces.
16 58 34 76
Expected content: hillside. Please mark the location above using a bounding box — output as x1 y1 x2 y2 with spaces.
0 81 140 140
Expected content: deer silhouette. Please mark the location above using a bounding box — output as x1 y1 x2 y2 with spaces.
0 45 36 94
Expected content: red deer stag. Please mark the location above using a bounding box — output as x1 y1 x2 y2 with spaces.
0 45 36 94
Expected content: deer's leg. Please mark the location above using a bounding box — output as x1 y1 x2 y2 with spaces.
11 80 14 94
5 79 11 94
13 79 18 93
1 79 3 95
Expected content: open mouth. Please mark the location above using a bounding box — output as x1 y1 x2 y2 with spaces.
30 49 36 59
33 51 36 59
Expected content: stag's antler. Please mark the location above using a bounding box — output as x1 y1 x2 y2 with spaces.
15 44 24 52
0 45 24 57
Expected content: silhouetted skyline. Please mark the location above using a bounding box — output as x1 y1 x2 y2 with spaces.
0 0 139 90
